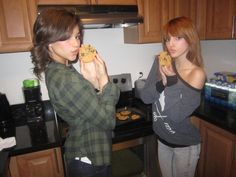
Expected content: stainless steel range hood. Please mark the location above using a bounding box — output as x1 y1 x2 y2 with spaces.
38 5 143 29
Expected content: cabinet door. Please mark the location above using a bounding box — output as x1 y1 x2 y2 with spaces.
0 0 37 53
205 0 236 39
167 0 204 39
9 148 64 177
198 120 234 177
124 0 166 43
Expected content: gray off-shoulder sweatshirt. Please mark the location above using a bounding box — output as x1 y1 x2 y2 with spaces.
140 59 202 146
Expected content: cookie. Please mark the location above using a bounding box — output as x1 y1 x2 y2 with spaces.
131 114 141 120
79 44 97 63
159 51 172 66
116 112 129 121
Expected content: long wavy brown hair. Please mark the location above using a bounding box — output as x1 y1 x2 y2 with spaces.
162 16 203 68
31 8 82 80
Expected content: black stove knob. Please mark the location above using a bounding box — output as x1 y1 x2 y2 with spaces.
121 78 126 83
113 78 118 84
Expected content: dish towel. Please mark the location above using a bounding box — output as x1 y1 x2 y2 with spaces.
0 137 16 151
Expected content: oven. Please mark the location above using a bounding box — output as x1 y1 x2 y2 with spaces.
109 73 158 177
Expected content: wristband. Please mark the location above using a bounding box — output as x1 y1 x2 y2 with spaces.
156 80 165 93
166 75 178 87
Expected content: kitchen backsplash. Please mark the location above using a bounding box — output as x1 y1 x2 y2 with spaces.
0 28 236 104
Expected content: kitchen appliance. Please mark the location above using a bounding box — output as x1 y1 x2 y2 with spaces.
108 73 157 177
23 79 44 123
38 5 143 29
0 93 14 138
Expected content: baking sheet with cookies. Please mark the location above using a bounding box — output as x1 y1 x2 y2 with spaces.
115 107 145 126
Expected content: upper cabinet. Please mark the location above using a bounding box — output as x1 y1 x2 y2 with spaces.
0 0 235 53
167 0 205 39
124 0 166 43
124 0 203 43
0 0 37 53
37 0 137 5
203 0 236 39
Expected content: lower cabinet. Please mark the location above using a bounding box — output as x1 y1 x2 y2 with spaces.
9 148 65 177
191 116 236 177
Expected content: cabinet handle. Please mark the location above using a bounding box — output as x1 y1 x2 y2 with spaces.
232 16 235 39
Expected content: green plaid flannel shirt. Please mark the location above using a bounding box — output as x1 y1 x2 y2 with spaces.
45 62 120 166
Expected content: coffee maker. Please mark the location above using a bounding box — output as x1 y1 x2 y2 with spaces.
23 79 44 123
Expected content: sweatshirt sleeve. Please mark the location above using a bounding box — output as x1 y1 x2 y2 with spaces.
140 59 161 104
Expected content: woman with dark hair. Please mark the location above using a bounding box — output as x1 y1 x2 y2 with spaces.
31 8 120 177
140 16 206 177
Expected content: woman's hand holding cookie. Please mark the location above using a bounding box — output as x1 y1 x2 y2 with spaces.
94 54 109 90
80 59 99 89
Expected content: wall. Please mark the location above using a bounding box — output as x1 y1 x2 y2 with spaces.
0 28 236 105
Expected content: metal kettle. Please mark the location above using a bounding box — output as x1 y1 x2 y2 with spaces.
134 72 146 99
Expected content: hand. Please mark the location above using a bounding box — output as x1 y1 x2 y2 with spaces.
94 54 109 90
158 58 175 86
80 59 99 89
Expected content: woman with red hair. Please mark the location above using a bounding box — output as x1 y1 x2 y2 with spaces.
141 16 206 177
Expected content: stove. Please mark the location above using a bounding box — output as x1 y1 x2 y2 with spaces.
108 73 153 143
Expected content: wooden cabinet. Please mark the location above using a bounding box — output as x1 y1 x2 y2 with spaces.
9 148 65 177
124 0 167 43
124 0 202 43
191 116 236 177
167 0 205 39
37 0 136 5
203 0 236 39
0 0 37 53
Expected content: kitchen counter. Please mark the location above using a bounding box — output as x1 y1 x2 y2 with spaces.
194 98 236 134
0 100 62 177
9 100 62 156
1 97 236 177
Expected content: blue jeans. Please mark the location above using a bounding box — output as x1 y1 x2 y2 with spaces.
158 140 201 177
67 159 111 177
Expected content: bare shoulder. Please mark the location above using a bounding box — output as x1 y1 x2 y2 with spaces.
188 66 206 89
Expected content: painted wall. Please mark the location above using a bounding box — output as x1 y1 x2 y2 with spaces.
0 28 236 104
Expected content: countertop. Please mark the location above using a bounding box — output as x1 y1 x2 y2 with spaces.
0 100 62 177
9 100 62 156
194 98 236 134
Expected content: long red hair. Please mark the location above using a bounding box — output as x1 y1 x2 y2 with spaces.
162 16 203 67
